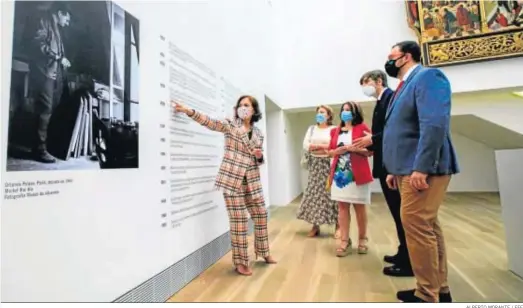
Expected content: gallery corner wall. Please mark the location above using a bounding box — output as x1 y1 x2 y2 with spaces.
495 149 523 278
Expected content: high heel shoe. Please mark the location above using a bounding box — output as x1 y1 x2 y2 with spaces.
358 237 369 254
336 239 352 257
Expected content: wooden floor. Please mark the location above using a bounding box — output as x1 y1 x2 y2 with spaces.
168 193 523 303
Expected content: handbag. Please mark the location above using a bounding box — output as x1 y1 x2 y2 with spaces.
300 125 315 170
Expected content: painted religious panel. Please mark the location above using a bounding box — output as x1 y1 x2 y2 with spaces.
420 0 482 41
404 0 523 67
483 0 523 31
405 0 421 36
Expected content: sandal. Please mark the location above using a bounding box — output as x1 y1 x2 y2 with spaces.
336 239 352 257
358 237 369 254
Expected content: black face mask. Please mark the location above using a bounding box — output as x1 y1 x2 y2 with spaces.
384 55 406 78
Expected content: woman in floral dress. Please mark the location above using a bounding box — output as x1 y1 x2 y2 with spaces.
297 105 339 238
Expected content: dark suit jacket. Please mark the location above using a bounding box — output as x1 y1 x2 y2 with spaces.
368 88 394 179
30 15 65 80
383 65 460 176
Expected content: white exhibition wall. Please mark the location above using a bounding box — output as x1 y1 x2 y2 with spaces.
495 149 523 278
452 91 523 135
269 0 523 109
265 97 302 207
447 133 499 192
1 0 275 302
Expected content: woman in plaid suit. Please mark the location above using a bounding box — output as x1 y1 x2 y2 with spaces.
173 96 276 276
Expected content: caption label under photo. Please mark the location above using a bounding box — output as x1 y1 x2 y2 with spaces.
4 178 74 200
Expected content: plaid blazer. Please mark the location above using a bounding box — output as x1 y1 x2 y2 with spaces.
190 111 265 200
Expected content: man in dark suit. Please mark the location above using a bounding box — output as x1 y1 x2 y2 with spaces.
382 41 460 303
29 1 72 163
353 70 413 278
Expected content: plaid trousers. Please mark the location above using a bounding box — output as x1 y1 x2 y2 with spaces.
223 178 270 267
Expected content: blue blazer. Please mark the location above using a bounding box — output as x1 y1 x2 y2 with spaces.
382 65 460 176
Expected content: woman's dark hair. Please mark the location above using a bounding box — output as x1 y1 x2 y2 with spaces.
339 101 364 127
234 95 262 124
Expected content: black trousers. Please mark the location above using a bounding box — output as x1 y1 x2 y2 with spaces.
31 70 63 152
378 174 410 266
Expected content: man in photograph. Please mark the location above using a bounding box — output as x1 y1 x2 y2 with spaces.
29 1 72 163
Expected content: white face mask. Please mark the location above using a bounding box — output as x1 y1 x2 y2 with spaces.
362 85 377 98
237 106 252 119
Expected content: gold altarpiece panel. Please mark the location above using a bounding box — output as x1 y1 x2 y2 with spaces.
404 0 523 67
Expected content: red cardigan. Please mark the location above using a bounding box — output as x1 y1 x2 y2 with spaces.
327 124 373 188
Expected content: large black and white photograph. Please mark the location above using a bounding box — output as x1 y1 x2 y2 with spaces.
7 1 140 172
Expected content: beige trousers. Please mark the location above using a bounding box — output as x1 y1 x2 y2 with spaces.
397 175 451 303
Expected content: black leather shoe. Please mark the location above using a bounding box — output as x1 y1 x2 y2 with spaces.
440 292 453 303
400 294 427 302
383 265 414 277
397 289 452 303
33 151 57 163
383 254 397 264
397 289 426 302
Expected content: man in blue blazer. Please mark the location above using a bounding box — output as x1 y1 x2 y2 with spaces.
382 41 460 303
354 70 413 278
